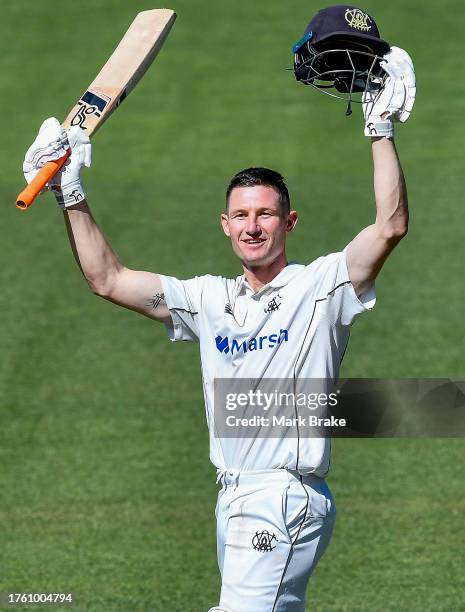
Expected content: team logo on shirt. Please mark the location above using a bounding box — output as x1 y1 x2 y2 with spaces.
252 530 277 552
215 329 289 355
264 294 282 314
224 302 234 315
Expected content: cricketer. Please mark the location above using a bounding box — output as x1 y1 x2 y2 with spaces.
22 5 416 610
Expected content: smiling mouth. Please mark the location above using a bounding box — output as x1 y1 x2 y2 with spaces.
243 238 266 245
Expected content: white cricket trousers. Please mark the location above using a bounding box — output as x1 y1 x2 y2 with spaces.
212 469 336 611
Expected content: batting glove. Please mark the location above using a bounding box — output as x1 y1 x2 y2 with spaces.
363 46 416 138
23 117 92 208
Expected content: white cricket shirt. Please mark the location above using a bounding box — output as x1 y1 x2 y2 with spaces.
159 248 375 477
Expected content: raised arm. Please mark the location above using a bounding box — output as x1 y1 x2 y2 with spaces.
22 118 171 324
63 200 171 323
346 137 408 297
346 46 416 297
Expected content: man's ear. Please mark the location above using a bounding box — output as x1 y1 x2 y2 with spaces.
286 211 298 232
220 213 231 237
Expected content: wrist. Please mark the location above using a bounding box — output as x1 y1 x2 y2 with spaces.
51 179 86 209
364 119 394 138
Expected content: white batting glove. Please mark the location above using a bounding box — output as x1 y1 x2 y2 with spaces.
23 118 68 193
50 126 91 208
363 46 416 138
23 117 92 208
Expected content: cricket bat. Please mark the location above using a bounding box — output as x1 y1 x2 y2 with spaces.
16 8 176 210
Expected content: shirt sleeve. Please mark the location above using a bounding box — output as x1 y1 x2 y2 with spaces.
158 275 204 342
312 247 376 327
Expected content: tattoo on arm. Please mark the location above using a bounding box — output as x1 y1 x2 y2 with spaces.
147 293 165 310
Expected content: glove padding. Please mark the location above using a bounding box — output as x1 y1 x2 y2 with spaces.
363 46 416 138
23 117 91 208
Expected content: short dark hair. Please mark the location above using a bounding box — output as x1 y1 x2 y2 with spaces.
225 167 290 216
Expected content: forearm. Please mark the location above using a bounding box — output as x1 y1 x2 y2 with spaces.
63 200 123 295
372 137 409 239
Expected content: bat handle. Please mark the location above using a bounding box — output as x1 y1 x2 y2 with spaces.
16 150 71 210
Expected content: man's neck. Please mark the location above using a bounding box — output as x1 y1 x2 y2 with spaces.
242 253 288 293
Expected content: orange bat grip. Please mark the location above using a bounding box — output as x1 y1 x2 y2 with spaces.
16 150 71 210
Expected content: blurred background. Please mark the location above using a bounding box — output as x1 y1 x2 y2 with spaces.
1 1 464 609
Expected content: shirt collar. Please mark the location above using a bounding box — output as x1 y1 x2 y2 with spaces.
235 262 302 296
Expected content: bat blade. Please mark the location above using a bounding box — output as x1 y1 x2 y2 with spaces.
16 8 176 210
63 9 176 135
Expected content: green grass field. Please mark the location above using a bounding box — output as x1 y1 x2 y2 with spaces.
1 1 464 610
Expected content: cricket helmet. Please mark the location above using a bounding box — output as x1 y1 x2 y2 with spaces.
293 5 391 114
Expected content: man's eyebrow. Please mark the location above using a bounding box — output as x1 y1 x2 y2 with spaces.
228 208 248 216
229 206 278 214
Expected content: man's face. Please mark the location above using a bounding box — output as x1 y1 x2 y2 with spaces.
221 185 298 267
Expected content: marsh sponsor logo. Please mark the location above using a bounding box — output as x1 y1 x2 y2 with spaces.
215 329 289 355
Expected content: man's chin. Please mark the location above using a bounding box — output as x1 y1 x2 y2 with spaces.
240 252 273 268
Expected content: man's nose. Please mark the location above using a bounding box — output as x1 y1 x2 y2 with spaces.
245 216 260 235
